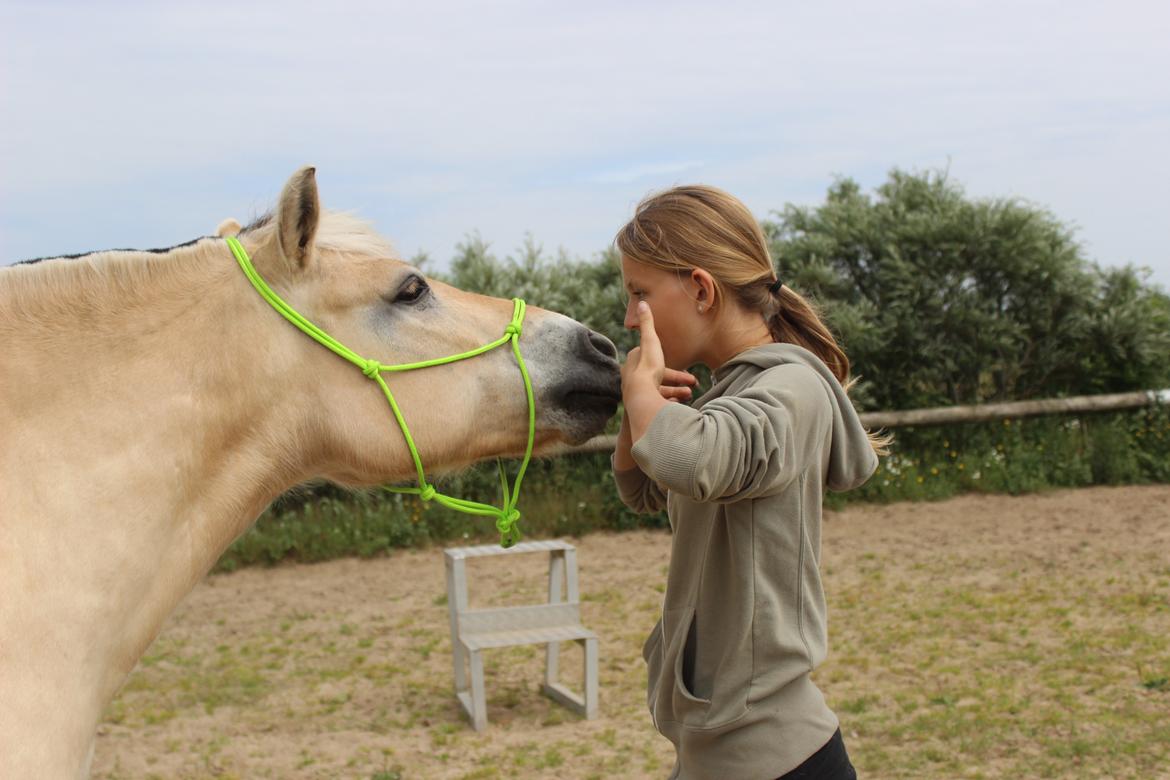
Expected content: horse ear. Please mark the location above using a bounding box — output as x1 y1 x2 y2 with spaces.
274 166 320 272
215 218 242 238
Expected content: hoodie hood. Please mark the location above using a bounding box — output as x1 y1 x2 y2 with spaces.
702 343 878 492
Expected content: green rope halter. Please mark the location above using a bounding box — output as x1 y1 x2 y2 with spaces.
226 236 535 547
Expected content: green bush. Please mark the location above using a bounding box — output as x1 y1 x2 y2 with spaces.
836 403 1170 507
765 169 1170 410
219 404 1169 570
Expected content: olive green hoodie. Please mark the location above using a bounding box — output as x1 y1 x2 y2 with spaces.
613 343 877 780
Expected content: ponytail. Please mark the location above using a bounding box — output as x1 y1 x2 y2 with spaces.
763 284 849 385
759 281 892 456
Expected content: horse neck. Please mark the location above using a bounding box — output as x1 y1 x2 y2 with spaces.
0 242 319 721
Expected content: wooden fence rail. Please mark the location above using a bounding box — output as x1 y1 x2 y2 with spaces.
551 388 1170 456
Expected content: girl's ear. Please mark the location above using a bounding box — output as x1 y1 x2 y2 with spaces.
691 268 717 308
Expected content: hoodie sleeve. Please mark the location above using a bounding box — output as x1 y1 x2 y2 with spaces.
629 364 833 503
611 454 669 514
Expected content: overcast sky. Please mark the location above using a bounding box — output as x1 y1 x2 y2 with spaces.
2 0 1168 290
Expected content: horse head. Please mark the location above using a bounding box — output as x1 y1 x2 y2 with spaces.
221 166 621 487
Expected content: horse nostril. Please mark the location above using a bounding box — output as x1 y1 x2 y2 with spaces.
585 329 618 362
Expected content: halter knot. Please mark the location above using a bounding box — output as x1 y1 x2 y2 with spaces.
362 360 382 379
496 508 520 532
419 484 437 502
504 322 522 338
496 509 522 548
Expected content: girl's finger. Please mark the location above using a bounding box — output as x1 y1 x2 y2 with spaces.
662 369 698 387
636 301 662 357
659 385 693 401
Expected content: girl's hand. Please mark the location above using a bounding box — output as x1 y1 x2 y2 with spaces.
622 301 698 403
621 301 700 444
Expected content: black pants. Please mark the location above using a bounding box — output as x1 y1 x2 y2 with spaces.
775 729 857 780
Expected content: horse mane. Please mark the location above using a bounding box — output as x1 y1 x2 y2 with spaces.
12 236 208 267
0 210 398 332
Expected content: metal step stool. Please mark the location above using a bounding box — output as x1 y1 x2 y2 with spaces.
443 539 599 731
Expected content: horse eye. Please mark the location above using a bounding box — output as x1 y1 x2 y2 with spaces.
394 276 429 304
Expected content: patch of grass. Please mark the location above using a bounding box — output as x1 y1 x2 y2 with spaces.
96 487 1170 779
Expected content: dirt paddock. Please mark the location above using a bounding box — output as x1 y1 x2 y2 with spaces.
93 485 1170 779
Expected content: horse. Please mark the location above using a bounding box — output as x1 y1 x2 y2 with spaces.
0 166 622 778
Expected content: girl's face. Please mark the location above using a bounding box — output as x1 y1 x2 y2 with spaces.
621 255 706 370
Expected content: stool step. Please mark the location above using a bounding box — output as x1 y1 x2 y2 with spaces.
445 540 576 559
461 624 596 651
458 603 581 634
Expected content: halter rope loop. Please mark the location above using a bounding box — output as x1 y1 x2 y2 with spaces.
226 236 534 547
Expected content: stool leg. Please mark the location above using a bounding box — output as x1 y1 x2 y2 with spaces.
584 637 599 719
469 649 488 731
452 640 467 697
545 552 565 688
446 555 469 701
545 641 560 689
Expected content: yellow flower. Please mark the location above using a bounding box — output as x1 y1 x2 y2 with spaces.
917 476 924 484
958 463 965 470
930 467 939 476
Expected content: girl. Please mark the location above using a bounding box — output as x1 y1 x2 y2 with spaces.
612 185 886 780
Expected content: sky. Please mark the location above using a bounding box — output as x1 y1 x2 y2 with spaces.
2 0 1168 290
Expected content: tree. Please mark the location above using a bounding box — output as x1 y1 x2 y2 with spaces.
764 169 1170 409
431 169 1170 413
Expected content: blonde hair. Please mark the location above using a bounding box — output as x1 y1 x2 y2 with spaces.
615 184 890 455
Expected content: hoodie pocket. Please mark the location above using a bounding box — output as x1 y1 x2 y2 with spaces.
672 609 712 709
642 618 664 716
652 605 751 730
648 606 711 728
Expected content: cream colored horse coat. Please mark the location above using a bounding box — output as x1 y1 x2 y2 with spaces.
0 167 621 777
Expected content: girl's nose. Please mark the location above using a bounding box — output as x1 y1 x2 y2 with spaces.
624 301 639 331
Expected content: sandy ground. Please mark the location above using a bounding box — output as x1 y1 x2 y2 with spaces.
92 485 1170 779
